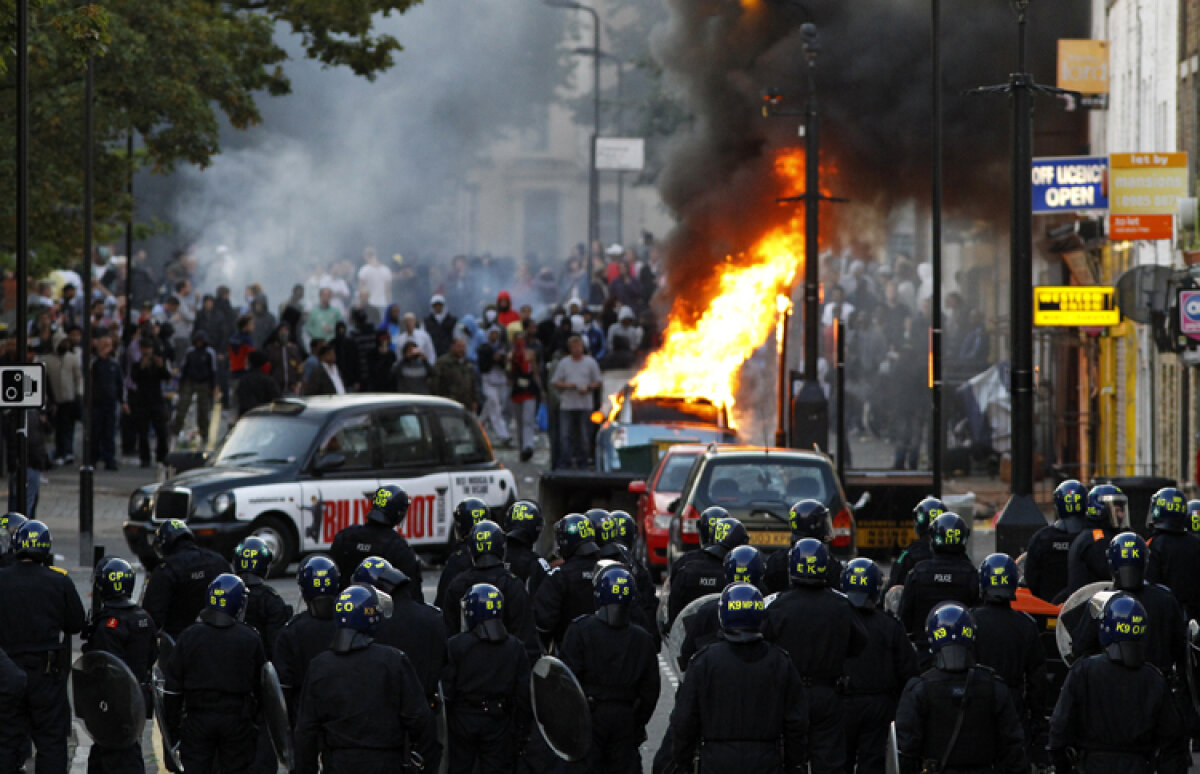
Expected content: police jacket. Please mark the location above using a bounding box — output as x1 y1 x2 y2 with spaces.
330 521 423 602
764 548 842 594
1069 582 1186 678
667 551 725 628
895 666 1026 774
504 539 549 597
142 542 232 639
434 543 472 609
970 602 1046 723
533 552 598 649
678 597 721 672
898 555 980 645
274 610 336 717
560 613 659 729
164 614 265 715
1066 525 1121 595
669 636 808 774
601 543 660 647
1049 654 1185 768
1147 530 1200 622
763 585 869 685
445 564 540 663
375 593 447 699
294 643 433 773
242 575 292 661
441 628 531 730
1024 519 1083 603
83 601 157 686
842 606 919 698
0 561 85 657
888 538 933 589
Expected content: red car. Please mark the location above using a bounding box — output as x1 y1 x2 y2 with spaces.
628 444 706 581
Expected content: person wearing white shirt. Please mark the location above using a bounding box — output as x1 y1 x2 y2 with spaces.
392 313 436 365
356 247 392 312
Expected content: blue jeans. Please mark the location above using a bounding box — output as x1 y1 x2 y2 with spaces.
6 468 39 518
557 409 590 469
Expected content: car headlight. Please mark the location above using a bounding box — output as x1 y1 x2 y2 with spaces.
212 492 235 516
129 490 154 517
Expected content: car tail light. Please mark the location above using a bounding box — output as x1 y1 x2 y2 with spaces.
832 507 852 549
681 504 699 535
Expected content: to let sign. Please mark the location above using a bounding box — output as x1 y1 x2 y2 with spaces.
1033 286 1120 327
1108 152 1188 240
1031 156 1108 213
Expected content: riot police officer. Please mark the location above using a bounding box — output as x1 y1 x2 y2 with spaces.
677 544 766 671
442 521 541 661
504 499 549 593
233 536 292 660
899 512 979 657
764 538 868 774
1024 479 1088 602
534 513 601 651
596 509 660 647
1145 486 1200 621
0 511 26 568
352 556 448 701
435 497 491 608
666 517 748 628
668 583 808 772
839 558 919 774
970 553 1047 765
1187 499 1200 534
764 499 841 593
441 583 532 774
667 505 726 581
0 520 85 773
895 603 1026 773
1065 483 1130 594
330 484 423 601
887 496 945 589
142 519 232 639
164 574 267 774
274 555 340 718
82 556 157 774
294 584 436 774
1049 594 1187 774
561 565 660 773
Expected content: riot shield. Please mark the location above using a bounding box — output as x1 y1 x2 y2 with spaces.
152 665 184 772
260 661 295 770
885 720 900 774
71 651 146 749
666 593 719 672
435 686 448 774
883 585 903 618
1054 581 1113 662
157 631 175 670
530 656 590 761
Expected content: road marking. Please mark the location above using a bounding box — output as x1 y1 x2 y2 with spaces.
658 652 680 689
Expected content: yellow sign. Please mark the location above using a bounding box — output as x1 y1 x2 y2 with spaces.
749 531 793 547
1058 40 1109 94
1034 286 1119 327
1109 152 1189 215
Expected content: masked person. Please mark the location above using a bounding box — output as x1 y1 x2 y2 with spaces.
331 484 423 601
142 519 232 640
764 499 843 593
435 498 492 609
887 497 945 589
275 556 340 719
1023 479 1088 603
899 513 980 661
1066 483 1130 595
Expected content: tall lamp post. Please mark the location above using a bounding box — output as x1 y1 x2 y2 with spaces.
545 0 601 288
930 0 944 495
574 46 629 242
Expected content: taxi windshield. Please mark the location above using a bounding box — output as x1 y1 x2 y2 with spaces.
211 415 319 467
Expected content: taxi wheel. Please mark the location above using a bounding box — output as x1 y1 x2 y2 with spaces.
250 515 297 578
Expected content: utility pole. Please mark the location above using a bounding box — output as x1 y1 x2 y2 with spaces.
14 0 30 514
80 59 96 567
930 0 944 495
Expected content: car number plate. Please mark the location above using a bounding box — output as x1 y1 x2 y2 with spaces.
750 531 793 547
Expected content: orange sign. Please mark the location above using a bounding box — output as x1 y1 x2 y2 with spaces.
1057 40 1109 94
1109 214 1173 241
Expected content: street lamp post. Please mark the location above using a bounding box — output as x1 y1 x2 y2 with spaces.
573 46 628 243
545 0 601 292
930 0 944 496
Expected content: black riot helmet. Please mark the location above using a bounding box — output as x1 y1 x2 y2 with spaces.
453 497 491 540
608 510 637 550
505 500 543 544
13 520 52 563
1106 531 1147 592
233 536 274 579
1099 593 1148 668
467 520 506 569
703 517 749 560
697 506 728 547
1187 500 1200 535
788 537 829 588
978 553 1018 603
351 556 409 595
555 514 599 560
152 519 194 559
787 499 832 542
593 565 636 628
1085 484 1129 529
926 602 976 672
1149 487 1188 534
929 513 969 555
367 485 411 527
1052 480 1088 526
0 512 27 555
912 497 946 538
93 556 136 604
298 555 340 618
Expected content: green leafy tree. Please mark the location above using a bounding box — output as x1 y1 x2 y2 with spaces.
0 0 420 274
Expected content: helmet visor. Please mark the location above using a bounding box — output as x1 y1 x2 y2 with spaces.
1099 494 1129 528
376 590 394 620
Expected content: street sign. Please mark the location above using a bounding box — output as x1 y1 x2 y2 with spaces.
1109 214 1174 241
0 364 45 408
1031 156 1108 213
1033 286 1120 327
1108 152 1188 240
1180 290 1200 340
595 138 645 171
1057 40 1109 95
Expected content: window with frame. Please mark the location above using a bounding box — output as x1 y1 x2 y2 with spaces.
315 414 374 471
435 410 492 465
377 410 435 467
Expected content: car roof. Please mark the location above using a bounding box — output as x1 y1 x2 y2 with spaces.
250 393 464 418
700 444 832 462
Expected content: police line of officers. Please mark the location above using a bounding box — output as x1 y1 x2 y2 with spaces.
0 478 1196 773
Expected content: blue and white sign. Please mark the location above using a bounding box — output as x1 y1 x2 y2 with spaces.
1031 155 1108 213
1181 290 1200 339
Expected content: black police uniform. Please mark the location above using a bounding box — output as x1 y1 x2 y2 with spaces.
666 551 724 628
274 609 337 719
242 575 292 661
560 613 660 773
434 543 472 609
677 597 721 672
444 565 541 662
164 613 267 774
376 591 448 701
1024 519 1083 603
764 549 842 594
0 649 25 774
970 602 1047 758
142 541 232 639
1049 654 1187 774
0 561 85 773
1065 525 1121 595
669 635 808 773
533 552 599 650
82 599 158 774
1147 530 1200 622
294 642 435 774
602 543 661 648
441 626 532 774
1069 582 1186 676
764 586 869 774
898 556 980 652
887 538 932 589
895 665 1026 773
841 604 919 773
505 538 550 597
330 521 424 602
